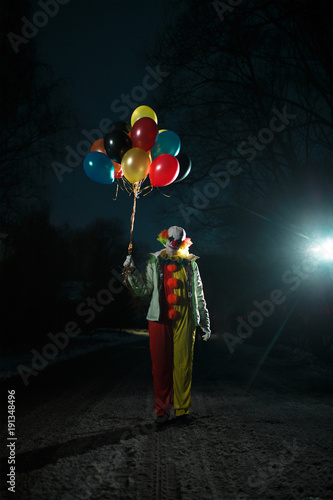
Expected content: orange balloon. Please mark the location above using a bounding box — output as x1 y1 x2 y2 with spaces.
91 138 106 154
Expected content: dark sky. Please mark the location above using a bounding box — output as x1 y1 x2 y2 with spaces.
32 0 183 249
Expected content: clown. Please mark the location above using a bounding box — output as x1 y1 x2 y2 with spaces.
123 226 211 426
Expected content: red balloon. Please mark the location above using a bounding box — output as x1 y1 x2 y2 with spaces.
131 117 158 151
149 154 180 187
112 160 123 178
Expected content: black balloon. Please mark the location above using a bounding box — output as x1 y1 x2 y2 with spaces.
174 151 192 183
108 121 131 135
104 129 132 163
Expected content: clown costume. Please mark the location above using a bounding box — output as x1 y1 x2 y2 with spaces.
123 226 211 426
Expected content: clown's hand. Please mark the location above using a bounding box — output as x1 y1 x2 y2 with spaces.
123 255 135 268
201 327 211 341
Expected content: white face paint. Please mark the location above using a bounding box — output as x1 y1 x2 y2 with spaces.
165 226 186 255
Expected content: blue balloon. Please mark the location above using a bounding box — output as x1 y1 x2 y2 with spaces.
83 152 115 184
151 130 181 159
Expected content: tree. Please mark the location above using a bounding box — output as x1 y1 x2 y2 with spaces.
70 218 125 289
0 0 77 231
0 205 66 347
147 0 333 248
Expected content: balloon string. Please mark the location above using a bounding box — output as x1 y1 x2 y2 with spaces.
143 186 154 197
158 189 171 198
123 181 141 286
128 182 141 255
122 177 133 195
113 181 119 201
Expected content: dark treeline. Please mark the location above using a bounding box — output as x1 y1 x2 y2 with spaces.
0 212 148 349
0 0 145 350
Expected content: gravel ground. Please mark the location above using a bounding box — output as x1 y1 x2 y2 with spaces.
0 334 332 500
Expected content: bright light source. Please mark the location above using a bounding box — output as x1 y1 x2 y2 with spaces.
310 238 333 261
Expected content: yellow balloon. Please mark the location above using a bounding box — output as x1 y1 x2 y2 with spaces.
131 105 158 127
121 148 150 184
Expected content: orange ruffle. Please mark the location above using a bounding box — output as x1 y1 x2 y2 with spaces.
179 237 193 250
161 229 169 239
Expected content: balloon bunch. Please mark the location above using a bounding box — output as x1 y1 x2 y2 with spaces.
82 105 191 258
83 105 191 188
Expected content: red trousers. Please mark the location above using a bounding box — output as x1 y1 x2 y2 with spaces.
149 321 173 416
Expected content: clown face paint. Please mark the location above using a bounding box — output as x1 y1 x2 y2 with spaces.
165 226 186 255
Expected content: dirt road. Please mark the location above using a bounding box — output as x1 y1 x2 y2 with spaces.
1 334 332 499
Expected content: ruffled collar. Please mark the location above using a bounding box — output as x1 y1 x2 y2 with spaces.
159 249 196 265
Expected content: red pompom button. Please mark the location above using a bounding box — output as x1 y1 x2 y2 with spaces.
168 309 180 320
167 278 180 289
167 264 178 273
167 293 179 305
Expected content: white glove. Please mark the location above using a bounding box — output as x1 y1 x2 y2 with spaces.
123 255 135 268
201 328 211 341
